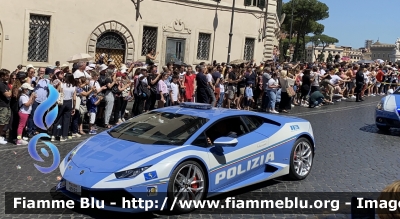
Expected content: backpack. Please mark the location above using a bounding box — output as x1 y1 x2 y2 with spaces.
138 80 150 99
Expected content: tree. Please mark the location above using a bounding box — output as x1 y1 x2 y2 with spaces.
282 0 329 61
280 36 311 62
312 34 338 55
309 34 339 62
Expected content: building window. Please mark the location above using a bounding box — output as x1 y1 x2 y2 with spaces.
141 26 158 56
383 54 385 58
197 33 211 60
28 14 51 62
243 38 255 61
244 0 265 9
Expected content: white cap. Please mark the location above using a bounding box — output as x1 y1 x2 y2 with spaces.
85 66 93 71
388 89 394 94
99 64 108 72
21 83 34 90
26 64 36 70
89 63 96 69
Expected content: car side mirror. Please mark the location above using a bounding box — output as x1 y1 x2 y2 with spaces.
214 137 238 147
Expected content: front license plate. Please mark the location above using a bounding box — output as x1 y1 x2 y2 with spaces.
66 181 81 194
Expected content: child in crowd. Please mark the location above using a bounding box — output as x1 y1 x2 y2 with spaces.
87 92 103 134
17 83 36 145
244 81 254 111
169 75 180 105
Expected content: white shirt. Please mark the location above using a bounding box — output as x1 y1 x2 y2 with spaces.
62 83 76 100
310 71 321 86
89 80 101 92
170 82 179 102
73 70 91 79
320 69 326 75
19 94 32 114
329 75 341 85
206 74 212 83
267 78 278 91
364 71 370 83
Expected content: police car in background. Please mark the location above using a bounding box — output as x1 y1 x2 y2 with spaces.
57 102 315 213
375 88 400 131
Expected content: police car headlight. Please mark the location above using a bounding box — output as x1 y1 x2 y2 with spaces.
115 166 152 179
67 138 91 162
376 102 383 110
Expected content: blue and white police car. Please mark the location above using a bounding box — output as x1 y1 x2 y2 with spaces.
57 103 315 213
375 88 400 131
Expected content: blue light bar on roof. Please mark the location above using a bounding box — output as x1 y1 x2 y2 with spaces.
180 102 212 110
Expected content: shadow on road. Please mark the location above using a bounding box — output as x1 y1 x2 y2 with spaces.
359 124 400 136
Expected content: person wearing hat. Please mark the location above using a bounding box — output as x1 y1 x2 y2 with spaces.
60 64 70 74
16 71 27 84
25 64 36 72
73 61 91 79
45 67 55 80
16 83 36 145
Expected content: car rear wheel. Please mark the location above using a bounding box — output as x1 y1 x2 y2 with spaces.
167 160 206 213
376 125 390 131
289 138 314 180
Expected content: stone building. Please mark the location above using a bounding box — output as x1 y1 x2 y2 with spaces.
339 46 363 62
0 0 283 70
370 40 400 62
305 44 343 63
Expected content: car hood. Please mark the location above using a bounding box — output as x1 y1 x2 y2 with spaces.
71 132 176 173
383 94 400 112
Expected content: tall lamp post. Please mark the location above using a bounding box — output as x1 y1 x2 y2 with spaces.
288 0 295 62
227 0 236 64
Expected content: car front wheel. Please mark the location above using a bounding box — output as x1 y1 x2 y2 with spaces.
167 160 207 213
289 138 314 180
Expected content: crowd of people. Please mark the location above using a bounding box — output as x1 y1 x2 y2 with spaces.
0 50 398 145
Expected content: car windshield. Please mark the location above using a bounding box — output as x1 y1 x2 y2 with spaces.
393 88 400 94
109 111 208 145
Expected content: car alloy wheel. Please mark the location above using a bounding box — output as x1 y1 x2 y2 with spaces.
289 138 313 180
167 160 206 213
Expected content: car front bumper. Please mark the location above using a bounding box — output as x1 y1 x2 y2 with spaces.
56 178 169 213
375 109 400 128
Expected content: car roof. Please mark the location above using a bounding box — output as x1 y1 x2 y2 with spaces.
153 106 306 124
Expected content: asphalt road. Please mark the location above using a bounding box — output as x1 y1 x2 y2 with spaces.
1 96 399 219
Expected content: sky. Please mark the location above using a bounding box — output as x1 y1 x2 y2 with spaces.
282 0 400 48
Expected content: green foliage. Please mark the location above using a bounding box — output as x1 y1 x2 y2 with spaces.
282 0 329 61
311 34 339 47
